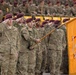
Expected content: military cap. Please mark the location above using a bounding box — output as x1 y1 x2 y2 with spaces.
63 19 70 23
42 21 48 26
54 20 61 28
17 13 24 19
35 18 41 22
26 18 33 23
56 1 60 4
65 3 68 6
45 19 49 22
49 20 55 23
0 0 4 3
23 0 27 3
5 13 12 20
54 20 60 24
28 0 32 2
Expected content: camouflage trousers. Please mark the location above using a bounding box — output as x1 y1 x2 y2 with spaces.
0 50 18 75
48 49 62 75
17 49 36 75
41 45 47 73
35 45 43 75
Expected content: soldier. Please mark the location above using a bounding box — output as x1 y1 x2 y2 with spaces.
13 1 21 15
46 1 56 16
13 13 25 32
43 20 55 73
17 18 40 75
28 0 37 16
37 0 47 15
34 19 44 75
60 19 69 74
0 0 10 15
19 0 30 15
71 2 76 16
40 21 50 75
54 1 65 16
1 13 20 75
64 3 73 17
47 20 65 75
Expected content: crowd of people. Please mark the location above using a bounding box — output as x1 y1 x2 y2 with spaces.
0 0 76 17
0 0 73 75
0 10 69 75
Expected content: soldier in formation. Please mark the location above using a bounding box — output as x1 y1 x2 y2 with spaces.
0 0 76 17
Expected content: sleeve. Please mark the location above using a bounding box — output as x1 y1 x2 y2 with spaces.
17 31 21 52
62 31 67 50
21 27 36 42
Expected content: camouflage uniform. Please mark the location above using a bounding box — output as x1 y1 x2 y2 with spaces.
54 5 65 16
71 5 76 16
34 27 43 75
64 5 73 17
44 24 53 73
13 5 21 14
47 5 57 16
28 3 37 16
19 4 30 15
37 4 47 15
48 26 65 75
40 27 47 73
60 25 68 74
17 25 37 75
0 23 20 75
0 2 10 15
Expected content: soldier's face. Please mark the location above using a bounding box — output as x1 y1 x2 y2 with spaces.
28 22 33 28
7 18 13 26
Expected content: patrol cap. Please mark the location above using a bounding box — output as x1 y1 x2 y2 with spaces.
5 13 12 20
26 18 33 23
17 13 24 19
35 18 41 22
63 18 70 23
